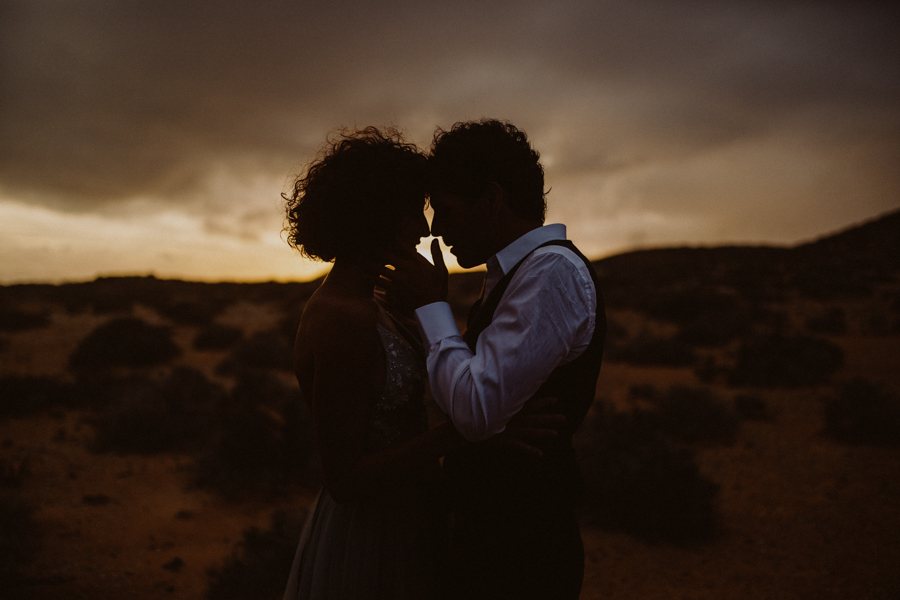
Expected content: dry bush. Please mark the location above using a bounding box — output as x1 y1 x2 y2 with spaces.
193 324 244 351
804 307 848 336
216 331 294 375
193 372 318 500
90 367 226 454
0 305 49 332
0 491 40 593
158 300 219 326
579 405 720 545
69 317 181 372
0 452 40 593
675 308 752 347
823 378 900 446
277 311 303 345
725 334 844 388
603 316 629 343
0 455 30 488
0 376 78 418
82 366 318 497
733 393 772 421
630 385 740 446
206 509 306 600
866 311 895 336
605 335 697 368
578 401 720 545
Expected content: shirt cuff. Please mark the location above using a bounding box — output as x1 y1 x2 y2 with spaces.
414 301 460 346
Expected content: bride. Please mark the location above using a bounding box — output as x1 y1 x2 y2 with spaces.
282 127 455 599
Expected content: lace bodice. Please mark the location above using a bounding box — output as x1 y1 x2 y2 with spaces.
366 323 428 451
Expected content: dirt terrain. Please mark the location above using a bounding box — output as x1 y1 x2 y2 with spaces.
1 210 898 599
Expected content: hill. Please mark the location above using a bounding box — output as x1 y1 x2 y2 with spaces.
1 208 898 599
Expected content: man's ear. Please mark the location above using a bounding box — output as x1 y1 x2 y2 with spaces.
484 182 506 214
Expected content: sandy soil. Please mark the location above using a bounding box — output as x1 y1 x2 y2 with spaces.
2 301 899 599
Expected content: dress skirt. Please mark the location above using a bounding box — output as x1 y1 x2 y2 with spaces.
284 485 445 600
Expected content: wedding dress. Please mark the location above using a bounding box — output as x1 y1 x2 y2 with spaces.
284 318 444 600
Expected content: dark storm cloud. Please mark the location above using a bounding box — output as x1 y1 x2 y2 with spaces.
1 0 898 213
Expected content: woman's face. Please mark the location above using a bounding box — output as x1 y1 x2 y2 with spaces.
394 202 430 251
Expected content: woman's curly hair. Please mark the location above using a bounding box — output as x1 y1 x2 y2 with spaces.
283 127 427 262
429 119 547 223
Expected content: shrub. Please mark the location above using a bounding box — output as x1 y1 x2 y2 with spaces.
804 307 847 336
158 301 217 326
194 325 244 351
675 308 751 347
867 311 892 336
606 335 696 368
277 311 302 345
69 317 181 372
726 334 844 388
733 393 772 421
90 368 225 454
604 317 629 342
641 287 739 326
216 331 293 375
0 306 49 332
0 376 78 418
206 509 306 600
579 405 719 545
0 491 40 593
193 372 317 500
632 385 740 446
0 456 30 488
823 379 900 446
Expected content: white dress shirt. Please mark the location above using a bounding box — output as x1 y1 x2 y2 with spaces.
415 224 597 442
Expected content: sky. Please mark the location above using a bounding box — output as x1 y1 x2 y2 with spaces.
1 0 898 284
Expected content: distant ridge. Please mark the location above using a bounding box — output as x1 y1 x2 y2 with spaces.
1 209 897 309
594 208 900 306
795 207 900 258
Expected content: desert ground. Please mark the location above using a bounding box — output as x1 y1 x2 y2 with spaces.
1 210 898 599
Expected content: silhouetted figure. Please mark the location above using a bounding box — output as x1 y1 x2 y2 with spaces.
282 127 450 599
384 119 606 600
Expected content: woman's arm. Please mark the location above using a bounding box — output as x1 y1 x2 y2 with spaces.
305 300 463 504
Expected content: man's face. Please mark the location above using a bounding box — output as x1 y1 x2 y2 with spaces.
428 190 493 269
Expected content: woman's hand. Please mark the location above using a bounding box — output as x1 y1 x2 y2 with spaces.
485 396 566 457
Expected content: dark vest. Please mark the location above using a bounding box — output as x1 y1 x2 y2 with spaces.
442 239 606 508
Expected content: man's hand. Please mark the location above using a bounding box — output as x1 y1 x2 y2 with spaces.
379 239 449 311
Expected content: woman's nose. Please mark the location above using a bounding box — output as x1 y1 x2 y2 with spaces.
417 213 430 237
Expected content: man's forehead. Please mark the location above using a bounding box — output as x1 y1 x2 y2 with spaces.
429 190 470 209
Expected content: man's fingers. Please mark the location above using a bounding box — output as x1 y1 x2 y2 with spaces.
430 238 447 272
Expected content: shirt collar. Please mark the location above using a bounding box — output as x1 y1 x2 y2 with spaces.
484 223 567 296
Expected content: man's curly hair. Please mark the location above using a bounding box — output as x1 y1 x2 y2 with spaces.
428 119 547 223
283 127 427 262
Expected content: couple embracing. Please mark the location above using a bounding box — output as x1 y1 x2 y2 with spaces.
283 119 606 600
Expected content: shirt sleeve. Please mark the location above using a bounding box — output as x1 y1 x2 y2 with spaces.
414 248 596 442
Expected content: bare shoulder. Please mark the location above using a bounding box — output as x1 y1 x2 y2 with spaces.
297 286 380 352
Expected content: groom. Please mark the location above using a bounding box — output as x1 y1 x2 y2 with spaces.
384 119 606 599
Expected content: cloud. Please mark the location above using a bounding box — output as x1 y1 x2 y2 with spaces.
0 0 898 281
